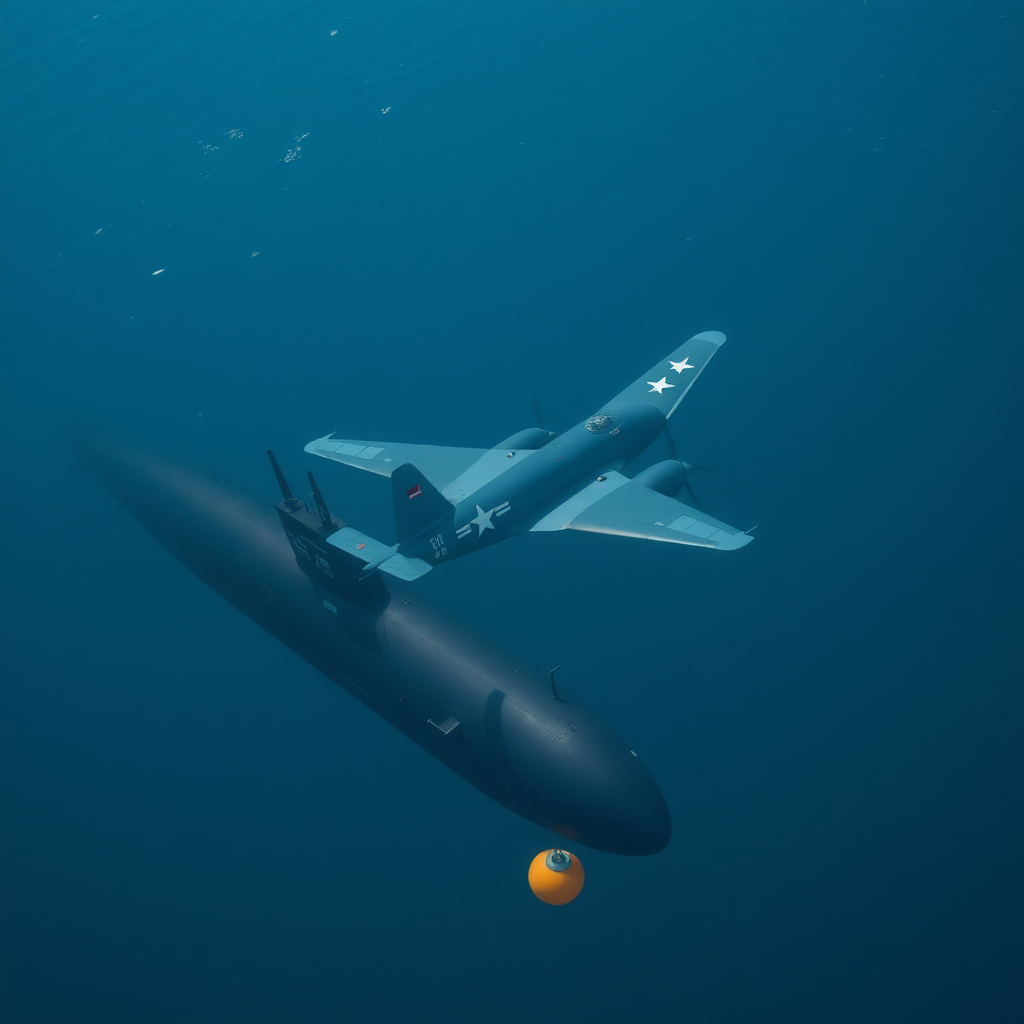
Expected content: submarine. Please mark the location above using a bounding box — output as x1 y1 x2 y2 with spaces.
75 433 671 893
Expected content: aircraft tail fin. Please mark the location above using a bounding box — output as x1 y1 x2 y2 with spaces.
390 463 453 544
267 450 433 597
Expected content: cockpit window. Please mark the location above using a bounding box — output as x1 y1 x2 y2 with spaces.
584 413 616 433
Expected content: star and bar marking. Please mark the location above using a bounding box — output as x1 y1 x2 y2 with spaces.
457 501 512 540
471 503 496 533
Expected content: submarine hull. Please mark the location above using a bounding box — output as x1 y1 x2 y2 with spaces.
78 436 671 856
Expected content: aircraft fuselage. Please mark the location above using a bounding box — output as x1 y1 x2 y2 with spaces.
403 401 666 564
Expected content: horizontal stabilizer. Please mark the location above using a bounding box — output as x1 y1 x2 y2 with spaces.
326 526 433 581
603 331 725 420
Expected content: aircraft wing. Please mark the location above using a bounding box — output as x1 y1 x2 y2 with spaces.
305 435 540 503
530 471 753 551
603 330 725 420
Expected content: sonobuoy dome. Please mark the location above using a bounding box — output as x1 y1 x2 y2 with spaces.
528 849 585 905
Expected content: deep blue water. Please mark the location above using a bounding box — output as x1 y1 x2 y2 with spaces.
1 3 1022 1022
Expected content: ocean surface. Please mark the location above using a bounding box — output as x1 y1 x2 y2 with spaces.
1 3 1021 1022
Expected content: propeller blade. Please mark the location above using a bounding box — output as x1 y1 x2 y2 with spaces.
683 478 702 510
531 393 547 433
663 428 679 462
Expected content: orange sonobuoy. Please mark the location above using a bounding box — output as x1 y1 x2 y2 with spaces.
528 849 585 905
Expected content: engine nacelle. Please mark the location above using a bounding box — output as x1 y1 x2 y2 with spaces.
496 427 553 451
633 460 687 497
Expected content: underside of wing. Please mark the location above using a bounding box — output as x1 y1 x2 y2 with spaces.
306 435 487 490
531 471 752 551
305 435 541 502
603 330 725 420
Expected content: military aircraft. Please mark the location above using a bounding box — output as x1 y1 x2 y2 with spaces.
305 331 752 580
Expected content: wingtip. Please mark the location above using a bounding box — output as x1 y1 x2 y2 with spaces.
690 330 726 347
304 434 333 455
718 532 754 551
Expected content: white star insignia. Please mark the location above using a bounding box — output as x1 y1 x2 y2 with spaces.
471 504 496 535
647 377 675 394
670 357 695 373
